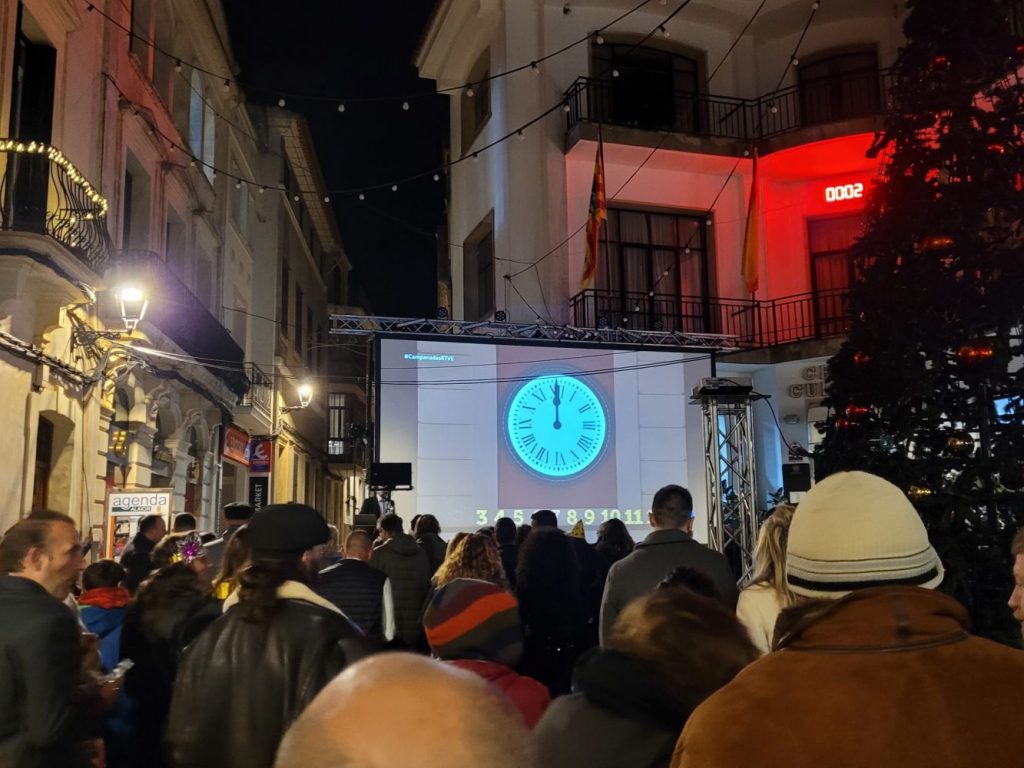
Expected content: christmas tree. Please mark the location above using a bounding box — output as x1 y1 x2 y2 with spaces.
816 0 1024 643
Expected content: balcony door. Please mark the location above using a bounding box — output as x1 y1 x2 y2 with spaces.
597 208 709 331
591 44 699 133
808 214 864 337
5 3 55 233
798 50 879 127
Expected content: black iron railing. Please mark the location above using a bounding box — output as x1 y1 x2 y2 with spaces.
239 363 273 417
569 287 850 347
565 68 894 141
0 140 110 271
106 250 249 395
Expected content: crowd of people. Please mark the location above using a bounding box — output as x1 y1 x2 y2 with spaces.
2 471 1024 767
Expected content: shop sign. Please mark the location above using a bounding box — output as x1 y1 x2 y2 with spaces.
247 438 273 474
223 425 250 466
105 488 173 558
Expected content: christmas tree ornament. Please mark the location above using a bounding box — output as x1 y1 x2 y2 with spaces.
986 142 1006 154
944 430 975 457
920 234 955 251
907 485 933 501
833 417 852 430
957 342 994 364
928 54 950 70
852 351 871 366
845 404 872 420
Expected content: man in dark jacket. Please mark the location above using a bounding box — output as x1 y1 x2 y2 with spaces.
600 485 737 644
495 517 519 588
203 502 253 573
369 513 431 648
318 530 394 643
0 512 93 767
167 504 368 768
119 513 166 593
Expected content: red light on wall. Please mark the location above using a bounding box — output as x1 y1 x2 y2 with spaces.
824 182 865 203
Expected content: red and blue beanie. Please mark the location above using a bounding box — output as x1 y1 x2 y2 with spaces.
423 578 523 668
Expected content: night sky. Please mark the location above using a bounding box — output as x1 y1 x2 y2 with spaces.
224 0 447 317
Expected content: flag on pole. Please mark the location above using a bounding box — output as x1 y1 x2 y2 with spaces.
580 132 606 290
741 149 761 295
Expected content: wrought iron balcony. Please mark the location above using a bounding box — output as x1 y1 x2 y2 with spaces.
105 250 248 395
0 139 110 271
569 287 850 347
565 68 894 143
238 363 273 420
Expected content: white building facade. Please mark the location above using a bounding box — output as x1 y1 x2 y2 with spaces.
416 0 915 504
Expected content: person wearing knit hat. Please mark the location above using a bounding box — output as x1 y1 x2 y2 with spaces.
166 504 368 768
671 471 1024 768
424 578 550 727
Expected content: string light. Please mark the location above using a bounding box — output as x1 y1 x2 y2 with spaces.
792 57 800 66
563 102 571 112
530 62 540 73
222 79 230 91
235 180 242 189
472 153 480 163
278 98 286 108
391 184 398 191
401 101 410 111
433 173 440 181
324 196 330 203
465 85 475 97
0 140 109 215
517 130 525 140
358 193 365 200
337 103 346 113
174 60 182 73
659 25 669 38
595 34 605 45
612 68 620 77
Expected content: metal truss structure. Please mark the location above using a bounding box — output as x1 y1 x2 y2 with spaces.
694 381 760 584
329 314 740 350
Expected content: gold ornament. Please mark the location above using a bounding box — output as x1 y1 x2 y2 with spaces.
907 485 933 501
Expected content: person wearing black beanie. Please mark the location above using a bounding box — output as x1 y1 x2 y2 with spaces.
166 504 368 768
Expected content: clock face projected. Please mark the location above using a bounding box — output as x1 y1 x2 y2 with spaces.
506 375 607 478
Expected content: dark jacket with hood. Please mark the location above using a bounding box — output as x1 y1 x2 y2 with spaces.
166 582 368 768
600 528 738 643
535 648 687 768
120 532 157 594
370 533 432 646
415 532 447 575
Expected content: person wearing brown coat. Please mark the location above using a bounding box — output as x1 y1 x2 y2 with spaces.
673 472 1024 768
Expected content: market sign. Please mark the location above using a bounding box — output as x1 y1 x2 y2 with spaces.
223 425 250 466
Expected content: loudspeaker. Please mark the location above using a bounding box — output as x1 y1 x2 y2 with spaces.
782 463 812 493
368 462 412 489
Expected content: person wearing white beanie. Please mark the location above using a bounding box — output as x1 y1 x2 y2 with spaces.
671 471 1024 768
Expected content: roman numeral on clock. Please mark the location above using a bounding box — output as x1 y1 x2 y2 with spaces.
578 435 595 451
583 420 596 430
534 447 548 463
521 434 536 448
578 404 593 414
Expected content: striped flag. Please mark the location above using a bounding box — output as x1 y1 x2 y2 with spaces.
741 149 761 295
580 133 606 290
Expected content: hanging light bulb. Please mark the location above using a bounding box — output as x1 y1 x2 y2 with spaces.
358 193 365 200
391 184 398 191
324 196 330 203
293 194 300 202
792 57 800 67
595 34 605 45
222 79 230 91
402 101 410 111
278 98 286 108
235 180 242 189
465 84 475 97
530 61 540 73
174 60 182 73
612 68 620 78
563 102 571 112
517 130 525 141
472 153 480 163
659 25 669 38
259 186 266 194
433 173 440 181
337 103 346 113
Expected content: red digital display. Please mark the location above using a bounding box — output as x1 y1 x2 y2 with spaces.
824 182 865 202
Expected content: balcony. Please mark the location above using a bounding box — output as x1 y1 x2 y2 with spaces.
0 140 110 272
569 287 850 348
105 250 249 395
236 363 273 432
565 68 893 148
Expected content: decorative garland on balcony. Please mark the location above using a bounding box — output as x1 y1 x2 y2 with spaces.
0 139 109 217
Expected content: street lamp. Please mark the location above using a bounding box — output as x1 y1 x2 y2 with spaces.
283 381 314 413
117 285 148 333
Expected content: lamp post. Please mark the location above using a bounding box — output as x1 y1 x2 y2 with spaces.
283 381 314 413
117 286 148 332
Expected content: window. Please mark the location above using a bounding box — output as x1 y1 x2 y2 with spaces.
230 157 248 232
807 214 865 337
230 290 248 347
462 215 495 320
328 393 345 456
461 49 491 153
305 307 313 368
294 284 303 352
597 208 710 333
280 259 290 336
799 50 880 127
32 415 54 510
129 0 152 62
591 43 700 133
122 152 152 250
188 70 215 182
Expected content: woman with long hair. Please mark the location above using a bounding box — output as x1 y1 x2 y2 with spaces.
434 533 507 589
414 514 447 575
595 518 635 566
166 504 367 768
515 528 585 696
211 526 250 600
736 503 797 653
535 587 758 767
119 532 214 768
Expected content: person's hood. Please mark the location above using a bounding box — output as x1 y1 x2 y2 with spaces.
79 586 131 610
80 604 126 638
635 528 693 549
572 647 690 732
382 533 423 556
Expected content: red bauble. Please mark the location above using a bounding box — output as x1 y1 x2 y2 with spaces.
853 351 871 366
1016 42 1024 55
957 343 994 364
987 142 1006 155
929 54 950 70
845 404 872 420
833 417 852 430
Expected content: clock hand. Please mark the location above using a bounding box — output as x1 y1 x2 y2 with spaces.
552 380 561 430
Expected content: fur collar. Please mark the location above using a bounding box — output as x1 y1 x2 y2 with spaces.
222 580 342 616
